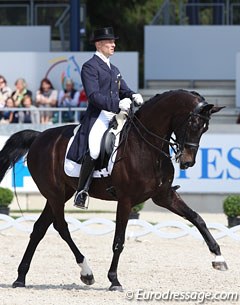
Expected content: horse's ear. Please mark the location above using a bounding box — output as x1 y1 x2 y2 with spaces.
210 106 225 114
201 104 214 112
200 104 225 114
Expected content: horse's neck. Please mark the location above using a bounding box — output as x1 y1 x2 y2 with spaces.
137 93 194 137
136 101 173 139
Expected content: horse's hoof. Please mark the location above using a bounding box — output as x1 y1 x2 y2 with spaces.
12 280 25 288
212 261 228 271
80 274 95 285
109 285 123 292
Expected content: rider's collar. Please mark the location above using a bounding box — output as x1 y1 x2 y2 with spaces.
95 51 110 68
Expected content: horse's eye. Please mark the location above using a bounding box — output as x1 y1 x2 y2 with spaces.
191 122 198 131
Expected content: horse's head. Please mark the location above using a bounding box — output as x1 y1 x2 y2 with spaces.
174 99 224 170
133 90 224 170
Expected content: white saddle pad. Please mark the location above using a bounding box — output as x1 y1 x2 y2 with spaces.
64 125 121 178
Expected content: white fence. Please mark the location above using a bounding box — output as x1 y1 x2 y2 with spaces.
1 215 240 240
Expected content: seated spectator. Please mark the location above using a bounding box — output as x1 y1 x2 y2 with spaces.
57 78 79 123
12 78 32 107
36 78 57 124
1 97 18 124
0 75 12 110
78 88 88 122
18 95 40 124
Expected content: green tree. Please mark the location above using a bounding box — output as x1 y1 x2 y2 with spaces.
84 0 164 86
84 0 235 85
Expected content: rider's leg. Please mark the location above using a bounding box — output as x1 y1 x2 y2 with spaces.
74 111 114 209
74 153 96 208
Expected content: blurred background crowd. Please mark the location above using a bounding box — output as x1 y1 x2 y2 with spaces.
0 74 88 124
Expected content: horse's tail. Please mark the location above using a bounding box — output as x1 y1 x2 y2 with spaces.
0 129 41 183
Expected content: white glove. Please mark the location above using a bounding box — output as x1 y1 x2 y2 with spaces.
119 98 132 112
132 93 144 105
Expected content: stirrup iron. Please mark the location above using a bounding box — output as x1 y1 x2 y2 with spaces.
74 190 90 209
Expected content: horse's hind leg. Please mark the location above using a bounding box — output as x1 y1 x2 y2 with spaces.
51 202 94 286
152 190 228 271
12 202 54 288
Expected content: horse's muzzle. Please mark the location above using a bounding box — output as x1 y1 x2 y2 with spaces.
180 160 195 170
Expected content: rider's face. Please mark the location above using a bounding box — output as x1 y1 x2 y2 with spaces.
96 40 115 58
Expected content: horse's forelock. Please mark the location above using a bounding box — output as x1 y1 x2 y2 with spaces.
189 90 205 102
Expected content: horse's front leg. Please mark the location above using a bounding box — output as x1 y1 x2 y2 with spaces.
108 199 132 291
51 202 95 286
152 189 228 271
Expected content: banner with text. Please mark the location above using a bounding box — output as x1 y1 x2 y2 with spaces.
0 134 239 194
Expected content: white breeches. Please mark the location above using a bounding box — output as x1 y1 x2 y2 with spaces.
89 110 115 159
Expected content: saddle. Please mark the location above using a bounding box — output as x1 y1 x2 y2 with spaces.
64 110 129 178
97 114 124 170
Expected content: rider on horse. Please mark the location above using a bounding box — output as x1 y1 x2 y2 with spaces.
72 27 144 209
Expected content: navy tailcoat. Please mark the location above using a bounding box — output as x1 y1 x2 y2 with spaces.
67 54 135 163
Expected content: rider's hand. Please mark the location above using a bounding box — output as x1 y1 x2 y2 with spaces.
119 98 132 112
132 93 144 105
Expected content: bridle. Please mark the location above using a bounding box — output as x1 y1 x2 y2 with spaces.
175 101 211 156
127 101 211 160
176 101 210 153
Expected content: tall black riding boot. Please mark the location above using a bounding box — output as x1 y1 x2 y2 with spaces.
74 154 96 209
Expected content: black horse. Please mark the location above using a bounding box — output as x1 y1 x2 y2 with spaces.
0 90 227 291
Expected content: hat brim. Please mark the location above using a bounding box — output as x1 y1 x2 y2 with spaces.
90 36 119 43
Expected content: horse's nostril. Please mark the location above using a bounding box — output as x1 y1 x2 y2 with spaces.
180 163 188 170
180 161 194 169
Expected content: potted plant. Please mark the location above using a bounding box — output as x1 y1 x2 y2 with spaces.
129 202 145 220
223 195 240 227
0 187 14 215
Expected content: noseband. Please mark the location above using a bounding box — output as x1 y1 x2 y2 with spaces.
177 101 210 152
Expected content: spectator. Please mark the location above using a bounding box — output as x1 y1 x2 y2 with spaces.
78 88 88 121
36 78 57 123
0 75 12 109
1 97 18 124
18 95 40 124
57 78 79 123
12 78 32 107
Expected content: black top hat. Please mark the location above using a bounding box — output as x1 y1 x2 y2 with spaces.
90 27 119 43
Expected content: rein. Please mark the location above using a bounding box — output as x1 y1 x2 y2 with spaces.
126 101 211 161
128 114 178 159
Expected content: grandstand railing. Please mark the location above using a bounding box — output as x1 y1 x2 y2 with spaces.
151 0 240 25
0 107 86 124
0 0 86 50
